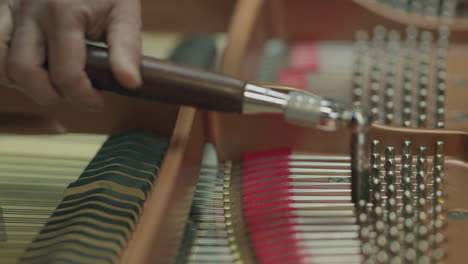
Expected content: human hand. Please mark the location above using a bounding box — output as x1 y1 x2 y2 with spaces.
0 0 14 88
0 0 142 111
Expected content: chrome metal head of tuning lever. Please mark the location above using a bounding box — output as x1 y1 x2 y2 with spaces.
242 84 367 132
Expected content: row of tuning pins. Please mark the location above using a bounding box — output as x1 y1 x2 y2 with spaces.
352 23 450 128
358 140 446 264
376 0 458 17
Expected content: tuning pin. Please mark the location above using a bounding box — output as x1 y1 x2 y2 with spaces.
371 140 381 164
413 147 431 260
406 25 419 38
438 26 451 39
395 0 409 11
436 48 448 61
401 141 414 226
388 30 400 43
356 30 370 42
373 25 387 38
410 0 424 14
383 31 399 125
437 72 446 88
358 199 367 218
424 0 440 16
401 83 413 127
402 113 412 128
401 26 419 127
434 141 445 168
370 141 382 207
440 0 457 19
401 140 413 166
384 147 400 257
371 139 381 154
432 246 445 262
352 31 368 107
388 241 401 258
362 242 375 263
369 78 381 122
417 78 429 128
384 147 396 182
416 147 428 181
376 250 389 264
359 200 374 263
433 165 445 201
415 146 428 223
405 248 417 262
352 76 364 107
367 26 387 122
416 31 433 128
421 31 434 43
389 256 403 264
431 142 446 259
435 84 446 128
417 114 428 128
384 85 395 125
435 25 449 128
403 216 416 251
374 203 384 222
417 240 431 263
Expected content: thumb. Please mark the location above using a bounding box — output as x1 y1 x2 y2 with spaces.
0 0 14 83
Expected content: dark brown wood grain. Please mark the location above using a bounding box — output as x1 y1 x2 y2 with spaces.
85 44 246 113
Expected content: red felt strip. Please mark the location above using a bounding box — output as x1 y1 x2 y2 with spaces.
241 148 313 263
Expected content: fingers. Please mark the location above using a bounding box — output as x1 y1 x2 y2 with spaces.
0 0 14 84
5 0 142 110
106 0 142 89
7 16 61 104
46 14 103 111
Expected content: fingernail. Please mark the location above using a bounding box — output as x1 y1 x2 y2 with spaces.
129 67 142 89
135 72 143 88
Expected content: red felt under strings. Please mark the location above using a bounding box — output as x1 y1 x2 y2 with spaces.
241 148 313 264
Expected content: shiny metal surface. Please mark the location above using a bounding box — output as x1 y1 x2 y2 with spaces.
242 83 288 114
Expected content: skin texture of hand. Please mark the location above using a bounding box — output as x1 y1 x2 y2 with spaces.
0 0 142 111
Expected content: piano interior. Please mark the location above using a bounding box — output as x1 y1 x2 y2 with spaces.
1 0 468 263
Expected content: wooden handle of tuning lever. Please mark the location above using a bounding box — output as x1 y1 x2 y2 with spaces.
84 43 246 113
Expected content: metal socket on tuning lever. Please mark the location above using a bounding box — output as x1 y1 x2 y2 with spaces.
284 91 347 131
243 84 356 132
